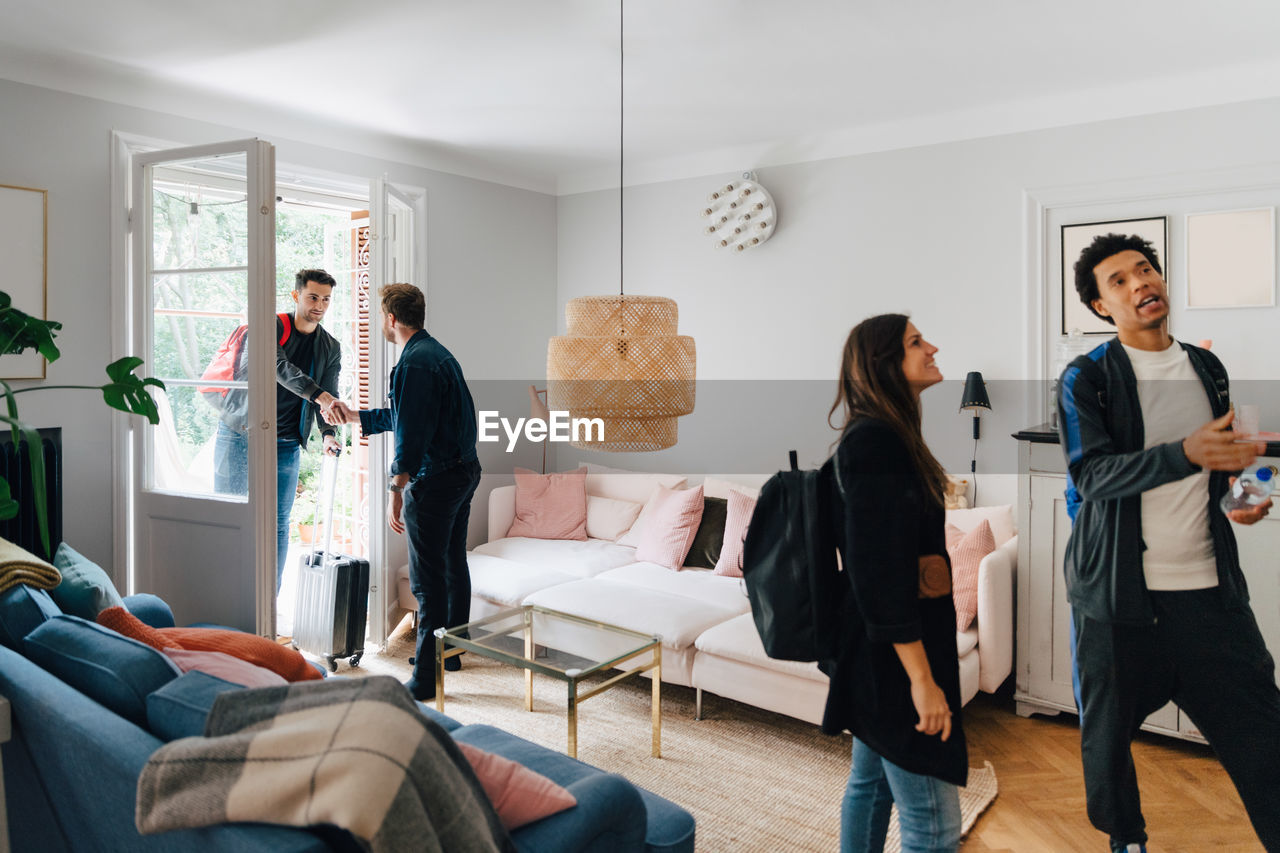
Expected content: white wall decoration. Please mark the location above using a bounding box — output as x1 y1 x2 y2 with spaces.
700 172 776 252
0 184 48 379
1186 207 1275 309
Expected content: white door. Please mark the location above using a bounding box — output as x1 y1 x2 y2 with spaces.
130 139 277 633
365 177 422 645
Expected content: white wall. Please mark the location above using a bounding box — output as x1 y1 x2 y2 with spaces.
557 97 1280 508
0 77 556 575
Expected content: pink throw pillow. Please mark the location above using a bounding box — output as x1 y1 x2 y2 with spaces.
506 467 588 541
945 519 995 632
634 485 705 571
713 489 757 578
456 741 577 830
162 648 288 688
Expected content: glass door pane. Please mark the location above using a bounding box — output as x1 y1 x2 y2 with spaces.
143 154 250 497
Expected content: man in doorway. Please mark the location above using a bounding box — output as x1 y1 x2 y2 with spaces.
328 283 480 701
213 268 344 592
1057 233 1280 852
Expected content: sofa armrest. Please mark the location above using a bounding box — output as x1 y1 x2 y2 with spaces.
122 593 175 629
975 535 1016 693
488 485 516 543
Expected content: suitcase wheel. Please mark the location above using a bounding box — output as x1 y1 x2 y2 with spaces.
349 653 362 668
325 655 338 673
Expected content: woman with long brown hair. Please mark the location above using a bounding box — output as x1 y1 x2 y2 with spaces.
823 313 966 852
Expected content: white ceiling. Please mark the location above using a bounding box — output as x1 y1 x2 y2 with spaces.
3 0 1280 194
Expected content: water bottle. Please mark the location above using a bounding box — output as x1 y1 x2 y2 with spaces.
1219 463 1278 513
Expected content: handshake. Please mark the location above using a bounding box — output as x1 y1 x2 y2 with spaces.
316 392 359 426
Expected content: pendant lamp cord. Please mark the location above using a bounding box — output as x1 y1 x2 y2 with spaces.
619 0 625 299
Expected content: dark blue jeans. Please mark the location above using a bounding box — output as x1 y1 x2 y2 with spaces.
403 458 482 684
213 423 302 592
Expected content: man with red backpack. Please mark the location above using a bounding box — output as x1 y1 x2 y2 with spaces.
206 269 343 593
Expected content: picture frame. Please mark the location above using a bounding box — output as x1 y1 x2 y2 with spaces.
1185 207 1275 309
0 184 49 379
1061 215 1167 335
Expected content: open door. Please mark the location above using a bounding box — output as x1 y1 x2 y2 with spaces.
365 177 422 646
129 139 277 633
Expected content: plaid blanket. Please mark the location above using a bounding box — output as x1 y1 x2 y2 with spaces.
0 536 60 595
136 675 514 853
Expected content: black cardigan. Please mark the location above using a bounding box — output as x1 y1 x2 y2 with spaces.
821 417 968 786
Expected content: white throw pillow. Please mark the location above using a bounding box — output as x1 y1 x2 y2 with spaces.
617 490 662 548
701 476 765 500
585 495 644 541
583 462 687 505
944 504 1016 547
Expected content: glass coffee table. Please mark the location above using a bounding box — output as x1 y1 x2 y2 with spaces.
434 605 662 758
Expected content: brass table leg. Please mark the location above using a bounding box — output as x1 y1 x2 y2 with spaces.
651 645 662 758
434 632 444 712
567 680 578 758
524 611 534 712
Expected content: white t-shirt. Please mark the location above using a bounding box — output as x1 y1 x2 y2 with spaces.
1122 341 1218 591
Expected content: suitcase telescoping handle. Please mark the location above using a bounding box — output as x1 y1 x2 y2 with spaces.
313 430 343 567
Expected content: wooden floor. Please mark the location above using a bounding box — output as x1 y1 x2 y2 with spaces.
960 692 1264 852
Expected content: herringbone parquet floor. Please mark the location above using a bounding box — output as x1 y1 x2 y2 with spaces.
961 692 1265 852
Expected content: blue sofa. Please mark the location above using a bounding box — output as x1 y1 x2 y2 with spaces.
0 586 695 852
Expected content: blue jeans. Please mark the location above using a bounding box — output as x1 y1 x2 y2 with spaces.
213 423 301 592
841 738 961 853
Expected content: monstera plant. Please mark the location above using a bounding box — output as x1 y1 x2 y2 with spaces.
0 291 164 557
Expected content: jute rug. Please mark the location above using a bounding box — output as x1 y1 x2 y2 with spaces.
344 623 997 852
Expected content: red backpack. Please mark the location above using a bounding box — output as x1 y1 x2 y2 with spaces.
198 313 292 404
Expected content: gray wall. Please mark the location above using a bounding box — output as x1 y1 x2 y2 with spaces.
556 97 1280 508
0 77 557 573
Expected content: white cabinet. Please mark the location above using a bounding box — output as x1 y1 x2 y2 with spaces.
1014 431 1280 744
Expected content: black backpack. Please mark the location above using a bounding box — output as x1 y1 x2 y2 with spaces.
741 449 847 663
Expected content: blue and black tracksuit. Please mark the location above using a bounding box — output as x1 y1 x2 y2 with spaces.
1057 338 1280 851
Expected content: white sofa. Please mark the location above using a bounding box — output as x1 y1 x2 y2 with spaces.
397 471 1017 726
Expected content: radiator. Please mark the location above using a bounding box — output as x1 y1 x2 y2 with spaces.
0 427 63 559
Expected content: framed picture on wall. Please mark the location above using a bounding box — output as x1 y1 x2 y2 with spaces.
1061 215 1167 335
0 184 49 379
1185 207 1275 309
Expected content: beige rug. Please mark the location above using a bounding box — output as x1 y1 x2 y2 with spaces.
343 623 997 852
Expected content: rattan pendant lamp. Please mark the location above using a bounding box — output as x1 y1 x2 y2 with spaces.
547 0 696 452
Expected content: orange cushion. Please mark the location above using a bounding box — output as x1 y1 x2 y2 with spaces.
97 606 322 682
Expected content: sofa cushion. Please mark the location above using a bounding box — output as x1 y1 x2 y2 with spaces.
525 578 743 649
506 467 588 541
693 613 827 683
456 741 577 830
684 497 727 570
634 486 705 571
596 563 750 614
585 495 643 541
945 504 1015 547
0 583 60 649
23 614 182 726
466 553 578 607
51 542 124 620
162 648 288 688
946 519 996 632
583 462 688 504
146 670 245 740
701 475 766 500
97 605 323 682
472 537 637 579
956 626 978 657
714 488 757 578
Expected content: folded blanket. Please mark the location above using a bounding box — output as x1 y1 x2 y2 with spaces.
137 675 515 853
0 536 60 595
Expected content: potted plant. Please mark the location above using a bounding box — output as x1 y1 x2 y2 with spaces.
0 292 162 557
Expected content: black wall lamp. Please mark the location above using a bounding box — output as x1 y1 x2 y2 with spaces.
960 371 991 503
959 371 991 440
